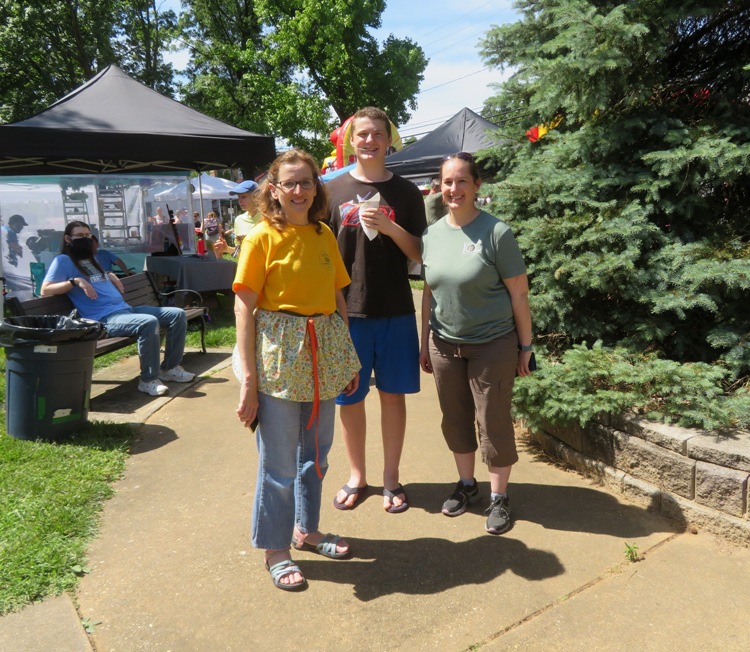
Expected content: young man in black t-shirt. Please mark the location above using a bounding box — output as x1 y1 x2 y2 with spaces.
327 107 426 514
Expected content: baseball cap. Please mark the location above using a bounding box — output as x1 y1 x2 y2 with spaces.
229 180 259 195
9 214 28 227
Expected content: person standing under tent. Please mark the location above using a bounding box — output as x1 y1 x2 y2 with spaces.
228 179 261 254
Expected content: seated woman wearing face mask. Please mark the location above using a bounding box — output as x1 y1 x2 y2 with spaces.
41 221 195 397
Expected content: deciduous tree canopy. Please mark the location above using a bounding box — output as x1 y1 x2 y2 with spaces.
0 0 177 123
179 0 427 160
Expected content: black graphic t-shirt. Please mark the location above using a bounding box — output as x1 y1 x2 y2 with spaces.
327 173 426 318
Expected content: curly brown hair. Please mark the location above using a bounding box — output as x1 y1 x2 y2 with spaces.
257 149 328 233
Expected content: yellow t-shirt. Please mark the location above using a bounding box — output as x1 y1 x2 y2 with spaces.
232 219 350 315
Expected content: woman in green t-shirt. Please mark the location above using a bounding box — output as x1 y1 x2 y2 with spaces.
420 152 534 536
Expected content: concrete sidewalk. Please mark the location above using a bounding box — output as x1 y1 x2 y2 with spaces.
2 350 750 651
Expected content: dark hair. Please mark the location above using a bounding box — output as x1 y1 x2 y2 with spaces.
351 107 392 139
440 152 481 184
257 149 328 233
61 221 105 276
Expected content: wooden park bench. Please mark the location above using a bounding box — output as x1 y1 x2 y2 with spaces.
5 272 208 356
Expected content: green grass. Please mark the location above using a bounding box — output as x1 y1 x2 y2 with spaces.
193 291 237 348
0 293 238 614
0 413 133 614
0 283 421 615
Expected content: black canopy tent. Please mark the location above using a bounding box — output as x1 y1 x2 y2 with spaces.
0 65 276 176
385 107 499 178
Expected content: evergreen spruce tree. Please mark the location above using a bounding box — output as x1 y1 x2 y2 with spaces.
480 0 750 382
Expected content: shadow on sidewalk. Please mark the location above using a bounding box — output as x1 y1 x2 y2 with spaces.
511 482 684 536
89 351 231 414
129 424 179 454
404 481 681 538
301 534 564 601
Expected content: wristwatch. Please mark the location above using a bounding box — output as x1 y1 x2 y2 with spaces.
68 278 77 288
519 343 533 352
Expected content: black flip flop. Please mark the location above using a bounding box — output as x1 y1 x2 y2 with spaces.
383 484 409 514
333 483 368 510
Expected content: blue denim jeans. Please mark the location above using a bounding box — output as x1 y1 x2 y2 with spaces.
252 392 336 550
101 306 187 381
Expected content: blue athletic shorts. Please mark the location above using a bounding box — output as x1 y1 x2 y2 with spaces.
337 314 420 405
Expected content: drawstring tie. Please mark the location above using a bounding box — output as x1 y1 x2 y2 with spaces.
304 317 323 479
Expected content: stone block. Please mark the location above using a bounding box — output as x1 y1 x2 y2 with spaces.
660 492 690 531
695 461 748 518
540 419 584 452
687 431 750 473
593 412 613 427
582 422 627 466
663 493 750 548
617 436 695 499
527 427 566 461
620 472 662 511
613 417 699 455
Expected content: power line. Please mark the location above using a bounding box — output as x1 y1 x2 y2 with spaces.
412 0 498 44
419 67 490 94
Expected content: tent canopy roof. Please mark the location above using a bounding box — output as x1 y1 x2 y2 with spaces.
385 107 499 178
0 65 275 176
154 173 241 201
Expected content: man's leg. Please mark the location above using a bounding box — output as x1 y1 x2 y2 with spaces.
488 465 512 494
132 306 187 371
334 317 373 509
102 311 161 381
372 315 419 510
454 451 477 483
335 401 368 508
379 390 406 507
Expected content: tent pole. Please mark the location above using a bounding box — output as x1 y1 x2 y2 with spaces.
0 209 5 319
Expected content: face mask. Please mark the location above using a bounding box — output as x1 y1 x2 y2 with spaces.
69 237 93 256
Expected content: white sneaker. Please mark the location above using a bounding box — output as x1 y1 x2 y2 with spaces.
158 365 196 383
138 379 169 396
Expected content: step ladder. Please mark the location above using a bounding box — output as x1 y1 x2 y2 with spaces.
61 190 90 225
96 186 130 247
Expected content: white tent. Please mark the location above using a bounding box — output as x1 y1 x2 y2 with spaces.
154 174 240 201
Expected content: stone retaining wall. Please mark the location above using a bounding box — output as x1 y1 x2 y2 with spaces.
524 414 750 547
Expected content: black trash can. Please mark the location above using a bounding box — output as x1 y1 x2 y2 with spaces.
1 313 103 440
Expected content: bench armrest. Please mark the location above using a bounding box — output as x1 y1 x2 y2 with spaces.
158 288 204 308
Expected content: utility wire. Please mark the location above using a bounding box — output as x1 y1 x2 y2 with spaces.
412 0 498 43
418 67 491 94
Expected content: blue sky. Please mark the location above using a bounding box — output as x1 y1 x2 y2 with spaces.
374 0 518 138
161 0 518 139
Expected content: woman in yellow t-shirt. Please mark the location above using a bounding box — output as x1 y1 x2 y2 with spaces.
233 149 360 592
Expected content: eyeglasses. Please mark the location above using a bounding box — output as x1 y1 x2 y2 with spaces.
274 179 316 192
70 233 93 240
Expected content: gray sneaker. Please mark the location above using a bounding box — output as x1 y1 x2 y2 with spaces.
484 494 511 535
442 479 480 517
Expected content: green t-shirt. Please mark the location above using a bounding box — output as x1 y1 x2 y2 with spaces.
422 210 526 343
424 192 447 226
